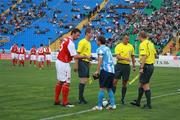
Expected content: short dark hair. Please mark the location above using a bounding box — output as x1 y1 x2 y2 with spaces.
138 31 147 38
98 36 106 44
124 34 129 39
71 28 81 35
85 27 92 35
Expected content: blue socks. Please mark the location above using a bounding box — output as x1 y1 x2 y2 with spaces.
97 89 115 107
98 90 105 107
108 89 115 106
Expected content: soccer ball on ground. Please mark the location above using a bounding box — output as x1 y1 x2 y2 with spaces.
102 98 109 108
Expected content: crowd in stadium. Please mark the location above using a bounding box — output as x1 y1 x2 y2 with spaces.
0 0 47 35
131 0 179 52
0 0 179 55
0 0 101 36
84 0 179 54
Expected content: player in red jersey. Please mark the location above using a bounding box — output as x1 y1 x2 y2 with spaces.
18 44 26 66
37 44 45 69
45 46 52 67
54 28 91 107
10 43 19 66
30 46 37 66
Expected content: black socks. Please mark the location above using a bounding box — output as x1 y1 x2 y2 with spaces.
145 89 151 106
79 83 85 101
137 87 144 104
121 87 127 100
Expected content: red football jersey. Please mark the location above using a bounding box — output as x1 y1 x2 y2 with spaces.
30 48 36 55
10 45 18 53
38 47 45 55
57 37 76 63
45 47 51 54
19 47 26 54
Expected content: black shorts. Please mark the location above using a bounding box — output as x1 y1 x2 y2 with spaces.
140 64 154 84
99 70 114 88
78 60 89 78
114 63 130 81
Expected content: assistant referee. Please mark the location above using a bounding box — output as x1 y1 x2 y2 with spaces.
131 31 156 109
75 27 92 104
113 35 135 104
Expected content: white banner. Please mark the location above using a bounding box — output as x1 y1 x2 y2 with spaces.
51 52 180 68
134 58 180 68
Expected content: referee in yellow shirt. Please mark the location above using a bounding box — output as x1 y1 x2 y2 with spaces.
113 35 135 104
75 27 92 104
131 31 156 109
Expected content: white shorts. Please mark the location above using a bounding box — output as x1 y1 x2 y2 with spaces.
11 53 18 59
38 55 45 62
55 60 71 83
30 55 36 61
19 54 25 60
46 54 52 61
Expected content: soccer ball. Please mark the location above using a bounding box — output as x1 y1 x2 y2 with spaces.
102 98 109 108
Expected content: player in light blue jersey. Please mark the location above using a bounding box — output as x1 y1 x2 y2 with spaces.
96 42 115 74
92 36 116 110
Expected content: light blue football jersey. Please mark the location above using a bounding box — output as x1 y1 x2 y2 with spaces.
96 45 115 73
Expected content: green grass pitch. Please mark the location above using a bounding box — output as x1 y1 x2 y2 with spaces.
0 60 180 120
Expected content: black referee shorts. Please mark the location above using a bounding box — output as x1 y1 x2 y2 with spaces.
78 59 90 78
140 64 154 84
114 63 130 81
99 69 114 88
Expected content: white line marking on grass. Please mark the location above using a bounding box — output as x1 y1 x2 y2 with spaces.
40 92 180 120
150 92 180 99
42 109 93 120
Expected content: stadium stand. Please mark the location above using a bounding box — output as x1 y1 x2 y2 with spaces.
0 0 103 50
0 0 179 55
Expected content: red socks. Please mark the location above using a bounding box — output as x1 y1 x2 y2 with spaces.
54 82 70 105
47 60 51 67
34 61 36 65
12 59 15 66
55 82 62 104
30 61 36 65
19 60 24 66
62 83 69 105
19 60 22 66
22 60 24 66
38 62 42 69
15 59 17 64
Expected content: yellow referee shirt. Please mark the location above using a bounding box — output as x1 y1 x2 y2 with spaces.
77 38 91 62
115 43 135 64
139 39 156 64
